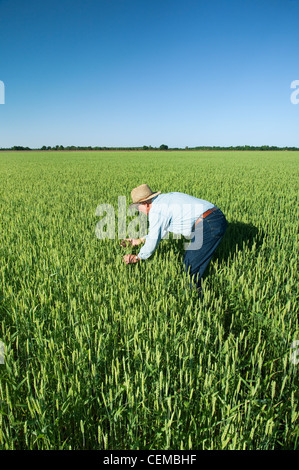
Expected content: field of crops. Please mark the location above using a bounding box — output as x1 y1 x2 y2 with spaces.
0 150 298 450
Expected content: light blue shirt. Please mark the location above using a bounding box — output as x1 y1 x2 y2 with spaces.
138 192 215 260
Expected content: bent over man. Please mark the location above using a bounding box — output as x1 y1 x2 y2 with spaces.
122 184 227 294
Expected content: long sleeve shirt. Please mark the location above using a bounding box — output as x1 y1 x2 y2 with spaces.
138 192 215 260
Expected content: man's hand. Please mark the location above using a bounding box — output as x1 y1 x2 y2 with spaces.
123 254 140 265
121 238 144 247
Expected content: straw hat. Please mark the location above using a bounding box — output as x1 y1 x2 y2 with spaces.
129 184 161 209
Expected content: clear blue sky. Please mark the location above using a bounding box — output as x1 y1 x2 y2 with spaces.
0 0 299 148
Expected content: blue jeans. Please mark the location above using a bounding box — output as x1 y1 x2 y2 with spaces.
183 208 227 292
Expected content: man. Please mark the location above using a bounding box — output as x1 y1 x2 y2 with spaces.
122 184 227 294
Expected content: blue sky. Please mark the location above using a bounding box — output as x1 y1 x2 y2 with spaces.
0 0 299 148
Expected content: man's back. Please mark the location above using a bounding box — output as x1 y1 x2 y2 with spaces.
138 192 215 260
150 192 215 238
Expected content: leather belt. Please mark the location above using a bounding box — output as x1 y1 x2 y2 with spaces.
194 206 218 229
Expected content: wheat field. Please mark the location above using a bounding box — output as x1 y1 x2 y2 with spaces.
0 150 298 449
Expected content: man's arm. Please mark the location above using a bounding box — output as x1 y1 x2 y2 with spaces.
122 210 168 264
137 212 168 260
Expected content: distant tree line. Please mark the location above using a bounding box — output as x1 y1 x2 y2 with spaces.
1 144 299 151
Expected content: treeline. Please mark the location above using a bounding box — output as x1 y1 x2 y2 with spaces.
1 144 299 151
